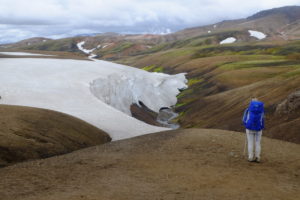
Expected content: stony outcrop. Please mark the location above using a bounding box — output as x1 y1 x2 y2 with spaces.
276 90 300 115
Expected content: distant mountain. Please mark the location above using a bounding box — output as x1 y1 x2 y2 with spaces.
1 37 52 49
1 6 300 56
248 6 300 22
174 6 300 40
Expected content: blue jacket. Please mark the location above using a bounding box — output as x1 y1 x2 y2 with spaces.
242 101 265 131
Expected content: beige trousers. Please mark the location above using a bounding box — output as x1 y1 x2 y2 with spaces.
246 129 262 160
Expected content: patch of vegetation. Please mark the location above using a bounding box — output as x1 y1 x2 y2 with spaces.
175 102 188 107
286 53 300 60
160 48 196 59
274 43 300 55
153 67 164 72
24 38 77 52
192 44 275 58
218 59 296 70
282 67 300 78
138 30 245 55
214 30 243 41
177 88 194 99
191 38 214 47
142 65 164 72
110 42 134 53
167 34 216 48
143 43 169 54
142 65 156 71
178 111 186 117
187 78 204 86
175 97 198 108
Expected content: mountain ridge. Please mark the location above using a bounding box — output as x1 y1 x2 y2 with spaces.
247 5 300 22
2 5 300 50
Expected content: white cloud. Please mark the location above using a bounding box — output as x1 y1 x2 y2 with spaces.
0 0 299 43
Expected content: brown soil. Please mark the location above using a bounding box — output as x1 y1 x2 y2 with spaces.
0 105 111 167
130 103 161 126
0 128 299 200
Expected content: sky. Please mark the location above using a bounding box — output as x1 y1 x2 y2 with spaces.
0 0 299 44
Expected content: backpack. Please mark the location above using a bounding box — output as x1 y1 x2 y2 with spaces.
243 100 264 131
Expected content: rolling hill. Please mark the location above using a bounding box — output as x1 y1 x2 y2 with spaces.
0 105 111 167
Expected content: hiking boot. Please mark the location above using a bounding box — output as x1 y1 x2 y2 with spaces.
248 157 255 162
255 157 261 163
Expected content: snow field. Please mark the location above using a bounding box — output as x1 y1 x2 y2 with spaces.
0 52 53 56
0 56 187 140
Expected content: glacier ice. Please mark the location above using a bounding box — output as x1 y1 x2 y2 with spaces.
90 71 187 115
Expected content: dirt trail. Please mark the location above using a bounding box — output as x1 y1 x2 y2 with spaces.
0 128 299 200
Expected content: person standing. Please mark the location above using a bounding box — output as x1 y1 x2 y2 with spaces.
242 98 265 162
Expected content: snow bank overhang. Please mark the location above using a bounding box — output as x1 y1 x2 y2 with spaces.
90 71 188 115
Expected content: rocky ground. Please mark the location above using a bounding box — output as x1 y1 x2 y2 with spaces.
0 128 299 200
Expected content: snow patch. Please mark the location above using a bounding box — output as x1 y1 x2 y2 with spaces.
248 30 266 40
77 41 95 54
220 37 236 44
88 54 97 59
102 44 111 49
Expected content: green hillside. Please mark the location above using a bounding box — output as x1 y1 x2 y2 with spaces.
114 38 300 143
